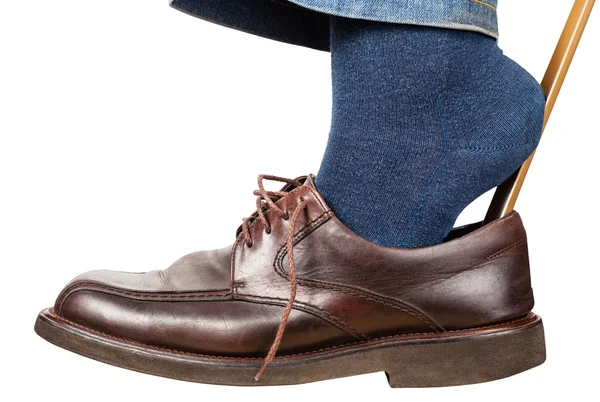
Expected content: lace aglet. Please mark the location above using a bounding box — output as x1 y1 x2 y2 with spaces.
254 363 268 382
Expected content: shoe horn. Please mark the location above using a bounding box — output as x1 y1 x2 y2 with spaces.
485 0 596 224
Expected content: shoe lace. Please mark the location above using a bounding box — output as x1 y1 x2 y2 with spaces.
240 175 308 382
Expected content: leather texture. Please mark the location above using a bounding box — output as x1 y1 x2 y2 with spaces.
54 175 534 357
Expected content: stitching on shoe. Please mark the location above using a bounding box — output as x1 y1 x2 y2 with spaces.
59 284 231 300
273 219 442 332
230 232 243 293
486 237 527 261
56 284 231 315
236 293 367 340
56 289 367 342
58 282 230 303
48 310 533 362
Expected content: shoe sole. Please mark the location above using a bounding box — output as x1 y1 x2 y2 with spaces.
34 308 546 387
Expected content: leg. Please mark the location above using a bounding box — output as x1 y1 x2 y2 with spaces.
316 17 545 248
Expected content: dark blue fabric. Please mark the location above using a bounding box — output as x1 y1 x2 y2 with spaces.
170 0 331 51
315 17 545 248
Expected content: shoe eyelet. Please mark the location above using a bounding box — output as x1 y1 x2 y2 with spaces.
246 241 253 248
282 211 289 221
265 227 271 235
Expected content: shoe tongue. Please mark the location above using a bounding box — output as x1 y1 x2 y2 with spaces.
303 174 317 189
299 174 330 210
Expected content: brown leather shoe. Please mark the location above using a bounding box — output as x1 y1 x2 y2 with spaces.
34 174 546 387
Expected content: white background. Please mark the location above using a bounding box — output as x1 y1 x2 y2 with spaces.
1 0 599 399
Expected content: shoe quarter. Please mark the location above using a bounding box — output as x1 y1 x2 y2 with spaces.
281 212 533 330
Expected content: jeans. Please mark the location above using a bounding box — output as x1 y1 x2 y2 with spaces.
170 0 498 51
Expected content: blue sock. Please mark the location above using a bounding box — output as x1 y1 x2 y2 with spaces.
315 17 545 248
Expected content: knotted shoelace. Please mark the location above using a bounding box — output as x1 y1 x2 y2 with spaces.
239 175 308 382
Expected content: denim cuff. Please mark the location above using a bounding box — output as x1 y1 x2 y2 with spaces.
170 0 498 51
290 0 498 37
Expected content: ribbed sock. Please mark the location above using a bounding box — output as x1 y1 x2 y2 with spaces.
315 16 545 248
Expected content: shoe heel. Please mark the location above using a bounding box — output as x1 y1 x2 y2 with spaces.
384 317 546 388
